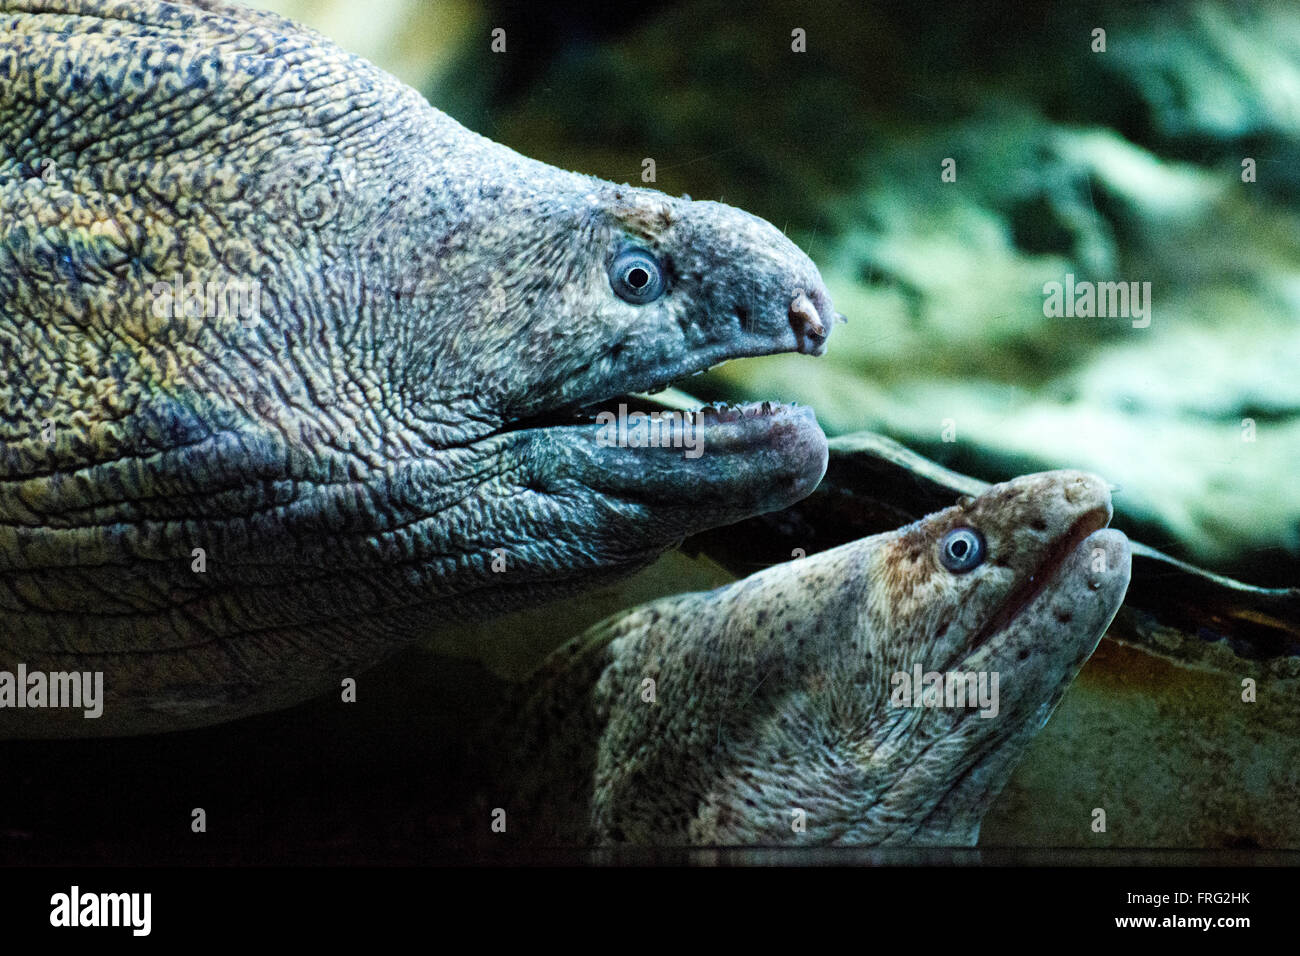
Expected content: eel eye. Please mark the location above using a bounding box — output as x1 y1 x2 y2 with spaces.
939 527 985 573
610 248 665 303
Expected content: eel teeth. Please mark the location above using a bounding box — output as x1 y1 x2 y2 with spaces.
691 400 798 423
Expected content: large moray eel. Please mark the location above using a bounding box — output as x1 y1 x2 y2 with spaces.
0 0 835 735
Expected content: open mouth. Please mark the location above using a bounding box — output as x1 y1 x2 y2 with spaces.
476 360 828 511
485 287 835 443
966 504 1113 650
495 389 807 436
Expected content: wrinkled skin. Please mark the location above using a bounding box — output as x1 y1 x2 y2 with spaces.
501 471 1132 846
0 0 834 735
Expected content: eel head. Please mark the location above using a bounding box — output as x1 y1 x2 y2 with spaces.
849 469 1132 844
395 177 837 615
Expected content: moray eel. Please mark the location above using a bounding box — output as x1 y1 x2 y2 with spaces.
498 470 1131 846
0 0 835 736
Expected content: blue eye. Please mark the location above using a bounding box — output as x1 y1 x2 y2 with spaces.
939 527 985 573
610 248 665 303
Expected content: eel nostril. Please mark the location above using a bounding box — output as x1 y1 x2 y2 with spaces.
789 292 825 340
1064 477 1090 504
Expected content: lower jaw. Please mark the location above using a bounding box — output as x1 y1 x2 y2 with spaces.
567 401 829 512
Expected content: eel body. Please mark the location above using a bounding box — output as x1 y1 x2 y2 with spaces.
499 470 1131 845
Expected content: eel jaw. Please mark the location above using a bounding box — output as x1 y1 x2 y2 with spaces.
560 400 829 513
965 503 1114 654
481 395 828 574
481 284 837 515
444 271 836 581
911 523 1132 846
485 284 838 438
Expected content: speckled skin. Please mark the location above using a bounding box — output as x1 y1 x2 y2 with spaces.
0 0 835 736
502 471 1132 845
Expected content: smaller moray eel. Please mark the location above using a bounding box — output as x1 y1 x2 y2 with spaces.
497 470 1131 846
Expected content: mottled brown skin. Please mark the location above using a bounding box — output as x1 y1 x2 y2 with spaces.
0 0 835 736
500 471 1131 846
